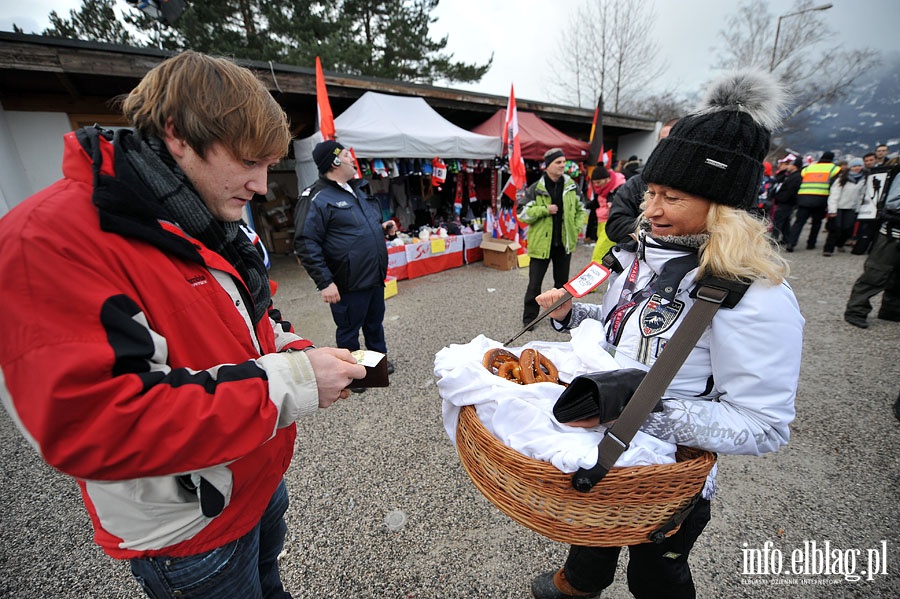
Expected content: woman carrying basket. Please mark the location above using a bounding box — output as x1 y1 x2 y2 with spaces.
532 70 804 599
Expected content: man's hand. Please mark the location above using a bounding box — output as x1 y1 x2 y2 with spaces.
320 282 340 304
536 288 572 320
547 204 559 215
304 347 366 407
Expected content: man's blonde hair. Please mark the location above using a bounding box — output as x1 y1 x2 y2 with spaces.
122 51 290 161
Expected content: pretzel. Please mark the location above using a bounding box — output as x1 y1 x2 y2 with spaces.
482 348 518 375
538 350 560 384
518 348 559 384
482 348 560 385
497 360 521 382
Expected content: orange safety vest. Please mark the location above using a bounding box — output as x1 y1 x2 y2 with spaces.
798 162 840 196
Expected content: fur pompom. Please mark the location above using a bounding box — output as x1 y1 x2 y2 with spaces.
694 69 787 132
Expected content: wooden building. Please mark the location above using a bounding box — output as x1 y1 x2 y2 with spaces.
0 32 658 215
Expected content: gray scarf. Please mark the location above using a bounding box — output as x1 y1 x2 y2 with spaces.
124 135 271 323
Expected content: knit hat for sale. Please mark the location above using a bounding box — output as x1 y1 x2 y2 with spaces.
641 69 786 209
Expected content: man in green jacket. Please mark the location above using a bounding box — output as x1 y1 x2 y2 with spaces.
518 148 587 327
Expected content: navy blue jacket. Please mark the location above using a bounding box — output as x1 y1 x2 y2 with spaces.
293 177 388 292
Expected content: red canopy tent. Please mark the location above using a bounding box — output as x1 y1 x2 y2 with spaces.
472 110 590 161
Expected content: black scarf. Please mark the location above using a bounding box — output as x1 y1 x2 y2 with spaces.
121 134 271 323
543 174 565 247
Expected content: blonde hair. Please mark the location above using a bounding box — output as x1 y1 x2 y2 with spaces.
121 51 291 161
636 200 790 285
700 204 789 284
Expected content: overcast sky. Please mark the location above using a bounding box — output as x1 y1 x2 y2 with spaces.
3 0 899 106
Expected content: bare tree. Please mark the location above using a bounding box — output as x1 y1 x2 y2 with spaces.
545 3 602 108
548 0 665 113
715 0 878 149
635 88 695 122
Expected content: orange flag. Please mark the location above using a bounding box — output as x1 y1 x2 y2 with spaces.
315 56 335 141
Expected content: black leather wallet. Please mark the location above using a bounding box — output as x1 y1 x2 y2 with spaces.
348 350 389 388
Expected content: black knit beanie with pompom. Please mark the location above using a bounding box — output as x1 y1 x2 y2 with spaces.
641 69 787 209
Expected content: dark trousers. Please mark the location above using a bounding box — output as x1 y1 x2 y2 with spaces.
330 287 387 353
845 233 900 320
823 209 858 253
523 245 571 323
788 201 827 249
852 219 877 254
771 203 795 243
586 210 598 241
563 498 711 599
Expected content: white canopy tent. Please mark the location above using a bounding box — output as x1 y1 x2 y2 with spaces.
294 91 501 188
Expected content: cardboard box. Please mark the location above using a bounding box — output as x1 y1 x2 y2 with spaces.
384 276 398 300
270 230 295 255
481 234 521 271
261 196 293 231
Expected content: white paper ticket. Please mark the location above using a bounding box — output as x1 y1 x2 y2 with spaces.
351 350 385 367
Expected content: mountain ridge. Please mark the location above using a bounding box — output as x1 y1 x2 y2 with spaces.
782 50 900 159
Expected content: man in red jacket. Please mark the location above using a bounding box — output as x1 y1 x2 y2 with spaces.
0 51 364 598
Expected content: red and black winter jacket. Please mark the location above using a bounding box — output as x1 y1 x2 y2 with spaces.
0 127 318 559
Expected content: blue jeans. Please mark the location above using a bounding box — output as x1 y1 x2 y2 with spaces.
129 481 292 598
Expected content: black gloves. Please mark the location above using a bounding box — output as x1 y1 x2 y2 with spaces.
553 368 660 424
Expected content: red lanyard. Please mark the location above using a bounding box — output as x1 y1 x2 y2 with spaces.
606 259 657 344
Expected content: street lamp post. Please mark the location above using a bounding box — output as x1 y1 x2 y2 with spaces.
770 3 833 71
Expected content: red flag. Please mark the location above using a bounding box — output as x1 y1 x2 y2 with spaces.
501 178 517 201
315 56 335 141
348 147 362 179
503 85 527 192
587 95 604 167
497 207 518 241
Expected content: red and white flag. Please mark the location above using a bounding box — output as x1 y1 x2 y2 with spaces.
500 85 528 244
502 84 527 196
315 56 335 141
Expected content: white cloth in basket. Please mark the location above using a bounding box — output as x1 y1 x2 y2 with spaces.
435 320 677 473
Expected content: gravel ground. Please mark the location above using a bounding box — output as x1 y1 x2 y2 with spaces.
1 232 898 599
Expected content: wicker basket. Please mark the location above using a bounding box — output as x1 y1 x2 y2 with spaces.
455 404 716 547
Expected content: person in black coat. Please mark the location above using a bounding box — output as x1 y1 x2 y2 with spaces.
294 140 396 384
606 119 679 242
770 157 803 244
